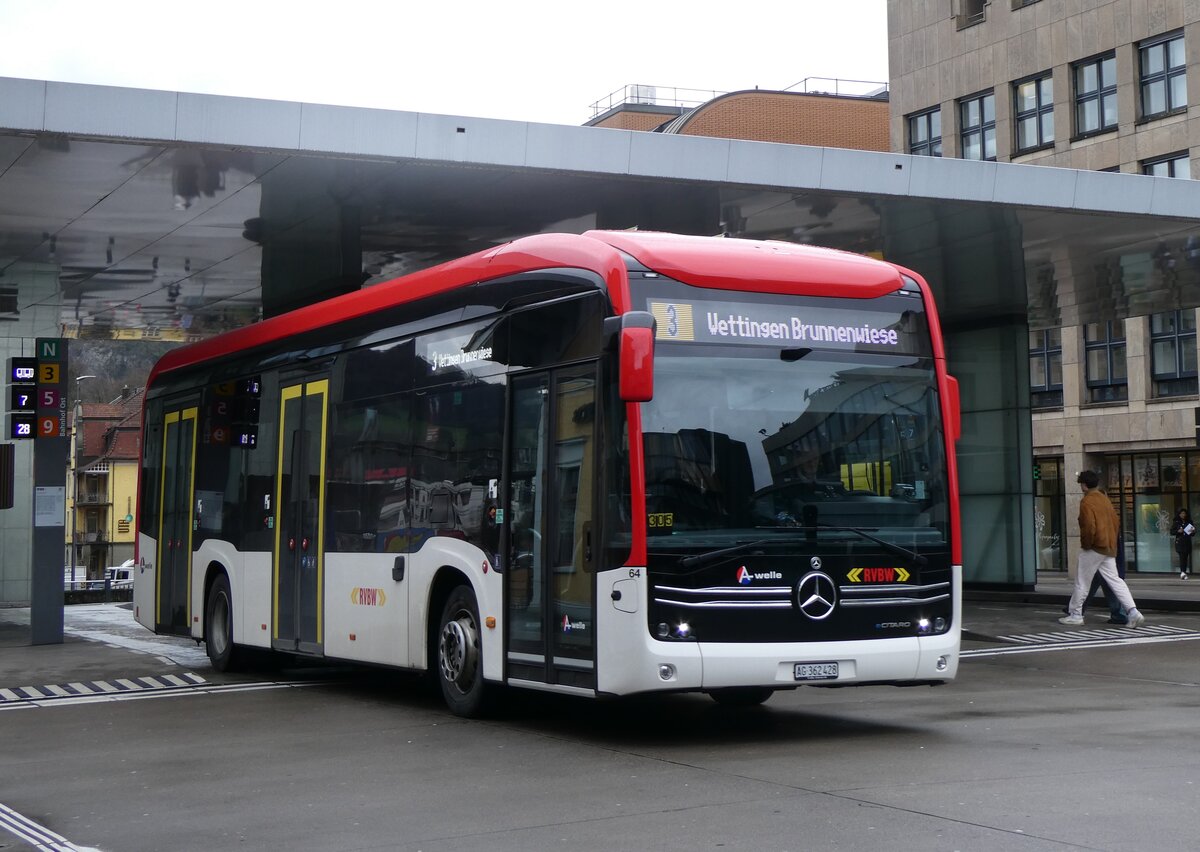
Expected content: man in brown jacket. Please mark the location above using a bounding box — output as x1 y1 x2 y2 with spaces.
1060 470 1145 627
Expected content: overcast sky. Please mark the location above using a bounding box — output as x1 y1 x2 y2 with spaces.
0 1 889 126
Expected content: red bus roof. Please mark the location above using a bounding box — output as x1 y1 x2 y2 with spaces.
589 230 905 297
148 232 629 388
148 230 908 388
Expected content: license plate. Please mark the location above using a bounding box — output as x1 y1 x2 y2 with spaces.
794 662 839 681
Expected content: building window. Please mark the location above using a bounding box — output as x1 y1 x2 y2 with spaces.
1150 310 1198 397
1142 152 1191 178
1084 321 1127 402
1012 0 1040 7
1074 53 1117 136
956 0 987 29
1140 32 1187 120
1030 328 1063 408
959 92 996 161
908 108 942 156
1014 73 1054 153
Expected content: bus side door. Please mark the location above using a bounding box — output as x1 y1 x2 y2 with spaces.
273 378 329 655
155 402 198 636
505 366 598 689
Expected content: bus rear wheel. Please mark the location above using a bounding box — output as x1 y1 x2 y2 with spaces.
437 585 490 717
205 573 244 672
709 687 774 707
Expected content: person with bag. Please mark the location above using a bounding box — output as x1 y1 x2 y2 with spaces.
1060 470 1145 628
1170 507 1194 580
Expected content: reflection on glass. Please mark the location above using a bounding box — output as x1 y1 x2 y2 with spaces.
639 348 948 549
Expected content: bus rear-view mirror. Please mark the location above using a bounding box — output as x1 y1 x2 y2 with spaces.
618 311 655 402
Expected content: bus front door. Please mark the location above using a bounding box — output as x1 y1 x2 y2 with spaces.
156 404 198 636
505 367 598 690
273 378 329 656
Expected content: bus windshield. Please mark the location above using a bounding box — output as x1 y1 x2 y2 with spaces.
637 287 948 553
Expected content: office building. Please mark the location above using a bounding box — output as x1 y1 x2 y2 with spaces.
889 0 1200 574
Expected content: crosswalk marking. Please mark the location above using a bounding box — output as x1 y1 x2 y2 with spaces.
999 624 1193 644
0 675 329 711
964 624 1200 658
0 673 210 706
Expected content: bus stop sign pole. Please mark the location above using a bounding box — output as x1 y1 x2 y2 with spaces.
31 337 67 645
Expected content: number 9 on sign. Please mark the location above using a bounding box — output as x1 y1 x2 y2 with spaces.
38 416 59 438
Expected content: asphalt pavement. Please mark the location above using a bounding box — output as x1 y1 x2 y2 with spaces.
2 582 1200 852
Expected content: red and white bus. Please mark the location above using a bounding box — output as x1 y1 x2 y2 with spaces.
134 230 961 716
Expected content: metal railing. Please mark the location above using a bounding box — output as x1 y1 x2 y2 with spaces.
590 78 889 118
782 77 889 99
589 85 724 119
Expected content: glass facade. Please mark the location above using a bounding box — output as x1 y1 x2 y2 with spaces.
1040 453 1200 573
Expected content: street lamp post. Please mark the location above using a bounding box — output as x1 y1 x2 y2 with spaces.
68 375 97 587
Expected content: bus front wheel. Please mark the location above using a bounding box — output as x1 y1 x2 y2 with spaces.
437 585 490 717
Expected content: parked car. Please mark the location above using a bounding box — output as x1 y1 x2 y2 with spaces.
105 560 135 589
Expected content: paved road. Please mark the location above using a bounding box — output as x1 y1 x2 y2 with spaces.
1 602 1198 852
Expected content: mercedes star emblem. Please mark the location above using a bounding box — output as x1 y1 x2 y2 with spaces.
796 571 837 621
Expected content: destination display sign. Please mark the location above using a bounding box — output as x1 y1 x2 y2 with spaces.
646 297 930 356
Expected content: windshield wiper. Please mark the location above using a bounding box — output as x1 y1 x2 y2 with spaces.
677 537 786 570
814 523 928 567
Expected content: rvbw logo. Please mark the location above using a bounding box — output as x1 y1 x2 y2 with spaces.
736 566 783 584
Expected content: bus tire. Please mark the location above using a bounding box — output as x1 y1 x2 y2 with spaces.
437 585 490 717
205 573 244 672
709 687 774 707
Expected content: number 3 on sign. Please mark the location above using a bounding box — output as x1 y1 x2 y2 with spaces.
38 364 60 383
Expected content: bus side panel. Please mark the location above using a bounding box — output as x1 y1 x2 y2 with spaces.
405 539 502 678
134 531 156 631
240 550 274 650
323 553 410 666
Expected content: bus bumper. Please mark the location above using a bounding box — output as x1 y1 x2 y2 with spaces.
597 627 960 697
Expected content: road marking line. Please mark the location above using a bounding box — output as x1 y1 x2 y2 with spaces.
0 801 82 851
0 677 329 710
964 632 1200 658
